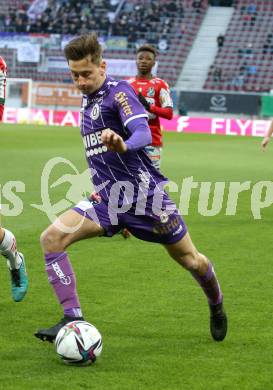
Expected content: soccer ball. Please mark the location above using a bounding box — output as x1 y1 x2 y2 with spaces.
55 321 102 365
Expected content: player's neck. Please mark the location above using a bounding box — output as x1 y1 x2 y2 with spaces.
96 75 107 91
88 75 107 95
137 73 153 80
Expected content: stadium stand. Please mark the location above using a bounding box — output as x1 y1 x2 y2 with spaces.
0 0 208 87
0 0 119 35
204 0 273 92
0 1 31 30
106 0 209 86
1 0 272 93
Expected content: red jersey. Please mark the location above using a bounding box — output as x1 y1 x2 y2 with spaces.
128 77 173 147
0 56 7 121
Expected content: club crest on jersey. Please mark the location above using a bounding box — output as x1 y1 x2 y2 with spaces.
91 103 100 120
153 215 181 235
147 87 155 97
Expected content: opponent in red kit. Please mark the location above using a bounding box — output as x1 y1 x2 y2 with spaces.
128 44 173 170
0 56 7 121
0 55 29 301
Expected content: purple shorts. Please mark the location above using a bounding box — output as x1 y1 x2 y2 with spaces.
73 194 187 245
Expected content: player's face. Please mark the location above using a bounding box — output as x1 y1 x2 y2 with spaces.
136 51 155 76
69 55 106 95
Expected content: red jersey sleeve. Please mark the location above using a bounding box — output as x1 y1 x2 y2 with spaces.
158 79 173 108
0 104 4 122
149 79 173 119
0 56 7 106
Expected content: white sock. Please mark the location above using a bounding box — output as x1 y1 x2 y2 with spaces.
0 229 22 270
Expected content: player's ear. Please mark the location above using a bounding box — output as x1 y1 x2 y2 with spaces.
99 60 106 76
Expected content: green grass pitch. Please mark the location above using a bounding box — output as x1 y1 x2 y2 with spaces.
0 123 272 390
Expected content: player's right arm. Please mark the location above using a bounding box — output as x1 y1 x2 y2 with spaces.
0 56 7 122
261 120 273 150
101 128 128 153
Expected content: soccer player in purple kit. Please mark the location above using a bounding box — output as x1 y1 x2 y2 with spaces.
34 34 227 343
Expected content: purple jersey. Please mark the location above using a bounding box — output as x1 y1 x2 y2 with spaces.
80 77 168 206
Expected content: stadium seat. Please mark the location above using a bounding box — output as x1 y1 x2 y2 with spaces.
0 0 209 88
204 0 273 92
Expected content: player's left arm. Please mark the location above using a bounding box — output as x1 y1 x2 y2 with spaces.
139 80 173 120
0 57 7 122
102 119 152 154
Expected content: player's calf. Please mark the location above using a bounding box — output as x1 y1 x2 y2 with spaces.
165 235 227 341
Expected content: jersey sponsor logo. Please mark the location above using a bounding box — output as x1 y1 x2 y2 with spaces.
52 261 71 285
90 103 100 120
83 130 108 157
83 130 102 148
172 225 183 236
86 145 108 157
114 91 133 116
147 87 155 97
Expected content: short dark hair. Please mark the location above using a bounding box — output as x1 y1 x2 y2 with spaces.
64 33 102 65
137 44 157 57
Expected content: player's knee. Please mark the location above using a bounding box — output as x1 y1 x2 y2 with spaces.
40 228 53 251
40 226 63 252
177 250 205 272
